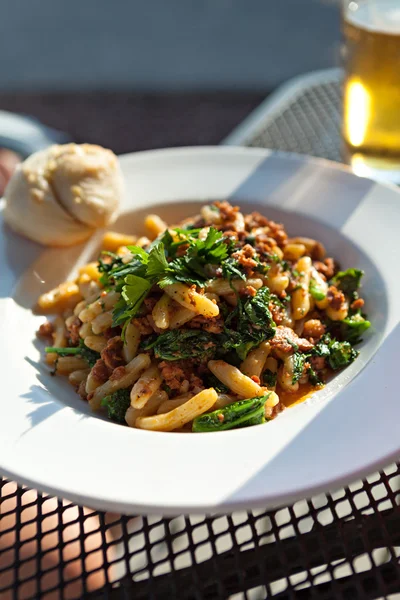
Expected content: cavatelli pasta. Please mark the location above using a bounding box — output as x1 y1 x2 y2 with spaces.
38 201 370 432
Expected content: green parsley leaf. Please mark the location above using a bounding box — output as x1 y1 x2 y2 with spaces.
113 274 151 326
146 243 169 280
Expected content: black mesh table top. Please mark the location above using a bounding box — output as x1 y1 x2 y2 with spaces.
2 73 400 599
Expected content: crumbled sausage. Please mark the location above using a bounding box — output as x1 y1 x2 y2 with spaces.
189 372 205 393
270 401 285 419
67 316 81 345
270 326 314 353
269 301 285 325
214 200 240 222
243 285 257 298
78 380 87 400
133 317 154 336
91 359 111 383
103 326 122 340
327 285 345 310
351 298 365 310
313 258 336 280
175 243 190 257
159 361 188 390
110 365 127 381
231 244 258 270
302 319 326 341
266 220 288 247
221 229 239 242
37 321 54 339
244 212 269 229
255 234 281 257
310 356 326 372
244 214 288 247
310 241 326 261
101 336 124 370
188 315 224 334
143 297 158 313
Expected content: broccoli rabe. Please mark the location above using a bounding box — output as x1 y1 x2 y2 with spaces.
328 340 358 370
192 395 270 432
292 352 308 384
141 329 217 362
222 287 276 360
290 333 359 385
202 372 230 394
142 287 277 363
331 268 363 300
339 313 371 345
45 340 100 367
263 369 277 389
311 335 332 359
312 333 359 369
101 389 131 423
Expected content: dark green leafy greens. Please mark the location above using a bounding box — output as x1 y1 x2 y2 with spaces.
221 287 276 360
202 372 230 394
325 310 371 345
311 334 358 371
328 340 358 370
338 313 371 345
221 257 246 281
45 340 100 367
140 286 277 362
141 329 217 362
292 352 308 384
331 268 363 300
101 389 131 423
262 369 277 388
192 395 270 432
288 331 359 386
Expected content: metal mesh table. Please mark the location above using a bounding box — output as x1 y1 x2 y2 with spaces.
2 70 400 599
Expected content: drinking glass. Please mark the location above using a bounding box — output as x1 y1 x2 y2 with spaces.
342 0 400 184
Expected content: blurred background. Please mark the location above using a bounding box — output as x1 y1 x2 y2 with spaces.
0 0 341 154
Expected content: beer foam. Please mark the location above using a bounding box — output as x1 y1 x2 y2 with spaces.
346 0 400 34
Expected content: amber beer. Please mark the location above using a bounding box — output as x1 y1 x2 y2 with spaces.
342 0 400 182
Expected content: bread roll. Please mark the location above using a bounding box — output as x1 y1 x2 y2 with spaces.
3 143 123 246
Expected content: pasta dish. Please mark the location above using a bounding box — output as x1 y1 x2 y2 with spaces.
37 202 371 432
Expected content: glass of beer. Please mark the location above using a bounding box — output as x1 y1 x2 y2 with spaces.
342 1 400 184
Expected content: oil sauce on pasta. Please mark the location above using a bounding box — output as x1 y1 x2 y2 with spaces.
278 382 323 408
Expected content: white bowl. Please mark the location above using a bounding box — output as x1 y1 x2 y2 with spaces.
1 146 399 514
